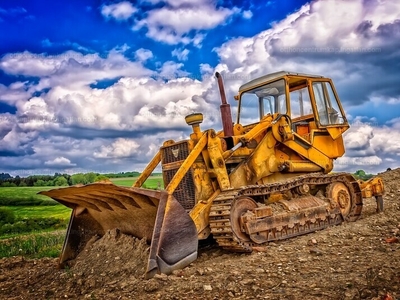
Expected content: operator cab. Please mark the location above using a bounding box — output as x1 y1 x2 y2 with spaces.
237 71 348 140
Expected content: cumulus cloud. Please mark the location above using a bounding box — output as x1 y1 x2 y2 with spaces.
101 1 137 20
44 157 76 167
93 138 140 158
135 48 153 61
242 10 253 19
172 48 190 61
214 0 400 106
131 0 240 45
0 50 152 88
1 0 400 175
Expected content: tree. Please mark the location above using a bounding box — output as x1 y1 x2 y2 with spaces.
94 175 110 182
71 173 86 185
355 170 366 178
84 172 97 184
0 173 12 180
54 176 69 186
34 179 46 186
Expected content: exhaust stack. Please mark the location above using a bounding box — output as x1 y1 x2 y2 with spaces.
215 72 234 136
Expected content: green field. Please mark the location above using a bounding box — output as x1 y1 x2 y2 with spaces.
0 175 163 257
0 175 164 206
111 176 164 188
7 205 71 220
0 186 59 206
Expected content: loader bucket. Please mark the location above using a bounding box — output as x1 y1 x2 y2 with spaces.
39 183 198 278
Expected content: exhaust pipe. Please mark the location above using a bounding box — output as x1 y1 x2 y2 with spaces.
215 72 234 136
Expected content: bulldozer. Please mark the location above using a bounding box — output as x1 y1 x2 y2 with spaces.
40 71 385 279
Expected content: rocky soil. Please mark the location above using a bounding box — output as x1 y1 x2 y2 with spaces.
1 169 400 300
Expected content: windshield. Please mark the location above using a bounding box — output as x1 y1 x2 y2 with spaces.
239 79 286 124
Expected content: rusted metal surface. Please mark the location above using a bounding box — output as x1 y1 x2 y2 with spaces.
326 182 352 218
40 184 161 241
40 184 198 278
230 197 258 243
145 193 198 279
215 72 234 137
209 173 362 252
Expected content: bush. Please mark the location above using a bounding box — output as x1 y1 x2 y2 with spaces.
1 182 17 187
0 208 16 225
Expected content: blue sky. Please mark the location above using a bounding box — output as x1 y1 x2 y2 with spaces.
0 0 399 176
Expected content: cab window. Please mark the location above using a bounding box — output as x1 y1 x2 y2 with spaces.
239 79 286 124
312 82 345 125
289 85 313 120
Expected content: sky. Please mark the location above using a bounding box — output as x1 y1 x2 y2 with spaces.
0 0 399 177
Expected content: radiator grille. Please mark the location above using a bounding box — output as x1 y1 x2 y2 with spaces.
162 141 190 164
163 168 195 210
162 141 195 210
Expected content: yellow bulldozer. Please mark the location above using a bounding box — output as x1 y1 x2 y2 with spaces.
41 71 385 279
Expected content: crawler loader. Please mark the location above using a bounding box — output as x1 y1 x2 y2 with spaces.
41 71 385 278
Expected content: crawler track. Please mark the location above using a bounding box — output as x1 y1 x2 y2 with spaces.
209 173 362 252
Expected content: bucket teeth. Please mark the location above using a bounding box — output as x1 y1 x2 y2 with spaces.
40 183 198 279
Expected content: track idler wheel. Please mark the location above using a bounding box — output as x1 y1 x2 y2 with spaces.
327 182 352 220
230 197 258 244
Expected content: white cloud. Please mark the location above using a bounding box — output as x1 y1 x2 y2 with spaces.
336 155 383 169
157 61 189 79
101 1 137 20
132 2 239 45
135 48 153 61
45 157 76 167
0 82 31 106
1 0 400 175
172 48 190 61
0 50 152 88
242 10 253 19
94 138 140 158
344 125 374 151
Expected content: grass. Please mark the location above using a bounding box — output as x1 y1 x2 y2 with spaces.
0 186 58 206
111 176 164 188
6 205 71 220
0 175 163 259
0 230 65 258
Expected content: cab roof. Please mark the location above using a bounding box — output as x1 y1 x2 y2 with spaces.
238 71 324 92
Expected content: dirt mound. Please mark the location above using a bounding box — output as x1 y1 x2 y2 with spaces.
0 169 399 299
379 167 400 195
72 229 148 280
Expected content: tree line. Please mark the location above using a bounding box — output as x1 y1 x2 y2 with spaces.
0 171 141 187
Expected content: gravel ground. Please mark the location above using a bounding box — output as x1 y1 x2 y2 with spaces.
1 169 399 300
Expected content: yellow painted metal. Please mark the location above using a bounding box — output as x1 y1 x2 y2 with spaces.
191 160 216 204
326 126 349 140
229 130 278 186
207 130 231 190
189 190 220 238
359 177 385 198
133 150 161 188
310 131 346 158
283 160 322 173
165 133 208 194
